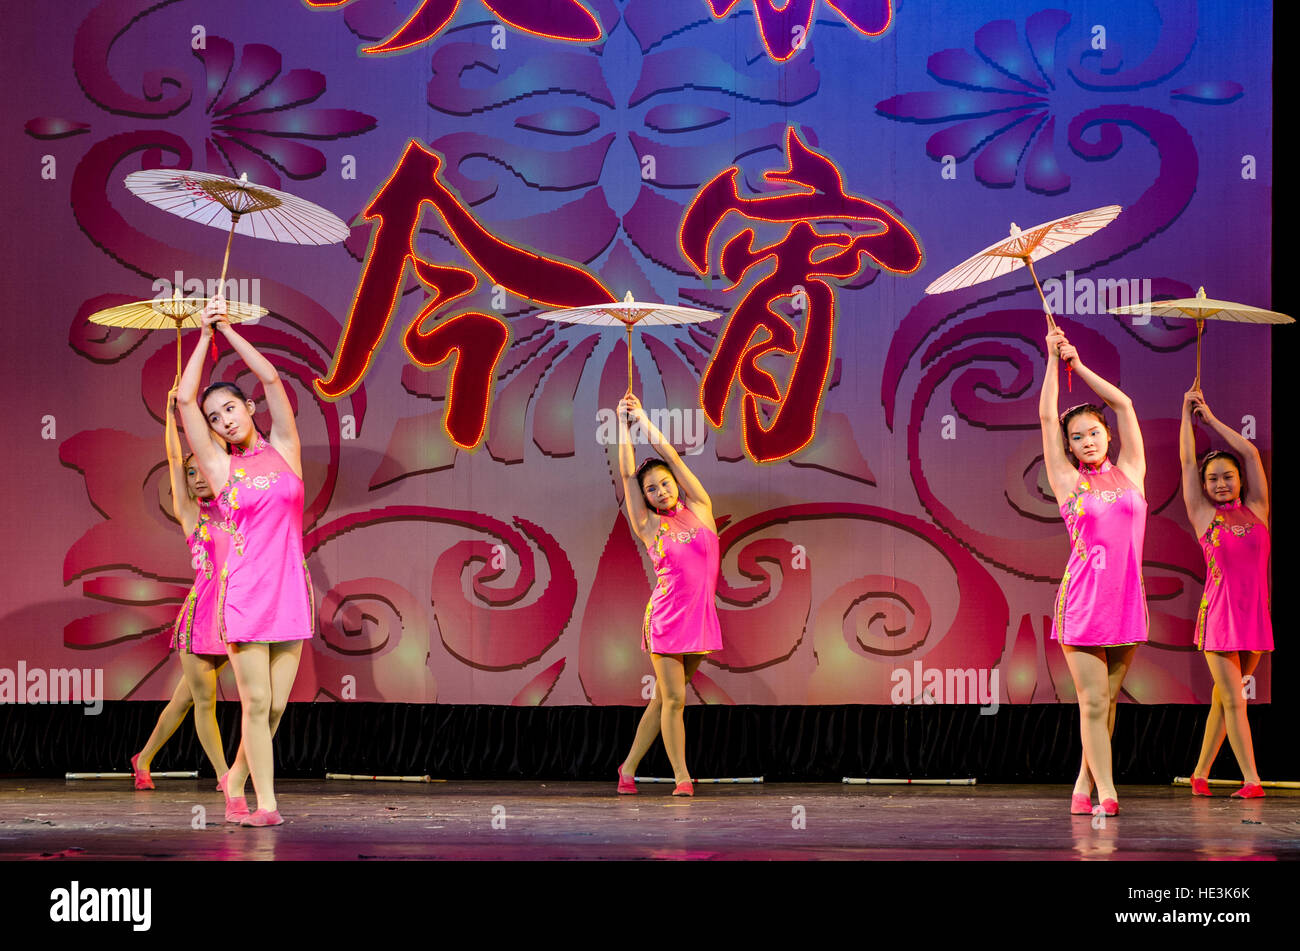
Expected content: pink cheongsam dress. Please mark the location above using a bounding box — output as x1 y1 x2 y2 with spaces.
1051 461 1149 647
214 436 314 644
170 497 229 656
641 502 723 655
1195 500 1273 652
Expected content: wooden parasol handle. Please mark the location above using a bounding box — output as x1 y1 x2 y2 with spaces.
1025 256 1071 391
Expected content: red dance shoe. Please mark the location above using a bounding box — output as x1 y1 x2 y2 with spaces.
130 753 154 791
616 765 638 795
1190 776 1211 797
672 780 694 797
1230 783 1265 799
1070 793 1092 815
241 809 283 827
225 796 250 823
1100 798 1119 816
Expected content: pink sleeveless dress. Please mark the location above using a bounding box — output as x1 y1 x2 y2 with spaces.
214 436 314 644
641 502 723 655
1195 500 1273 652
1051 461 1149 647
170 497 229 657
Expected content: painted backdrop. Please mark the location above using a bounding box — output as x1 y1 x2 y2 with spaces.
3 0 1273 705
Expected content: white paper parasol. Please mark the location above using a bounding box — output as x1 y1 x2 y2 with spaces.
123 169 350 289
537 291 720 395
925 204 1123 387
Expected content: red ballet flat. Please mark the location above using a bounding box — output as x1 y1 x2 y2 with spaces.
1190 776 1211 797
616 765 638 795
241 809 283 827
1230 783 1264 799
225 796 250 823
130 753 154 791
1100 798 1119 816
672 780 694 797
1070 793 1092 815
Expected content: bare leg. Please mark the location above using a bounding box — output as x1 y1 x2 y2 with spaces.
225 643 275 811
1192 683 1227 780
1073 645 1135 796
135 671 194 771
650 653 692 785
178 652 230 778
621 654 704 777
226 641 304 810
1204 651 1262 785
1064 645 1134 803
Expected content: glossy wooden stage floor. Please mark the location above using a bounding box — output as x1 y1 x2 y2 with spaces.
1 780 1296 860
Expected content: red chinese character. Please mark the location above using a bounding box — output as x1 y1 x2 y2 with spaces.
315 140 614 449
679 127 921 462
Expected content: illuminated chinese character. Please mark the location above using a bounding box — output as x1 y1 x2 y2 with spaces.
315 140 613 449
679 127 921 462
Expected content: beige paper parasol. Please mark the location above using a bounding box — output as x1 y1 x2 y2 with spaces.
1108 286 1294 388
537 291 720 395
924 204 1123 387
87 291 267 377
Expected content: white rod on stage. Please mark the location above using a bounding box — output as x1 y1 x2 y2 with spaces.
634 777 764 784
843 778 977 785
1172 777 1300 789
325 773 440 783
66 771 199 780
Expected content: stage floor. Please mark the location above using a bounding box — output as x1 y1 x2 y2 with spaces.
0 779 1295 860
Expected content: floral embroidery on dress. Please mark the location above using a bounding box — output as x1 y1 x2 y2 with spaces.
187 516 215 579
232 435 270 457
214 515 246 556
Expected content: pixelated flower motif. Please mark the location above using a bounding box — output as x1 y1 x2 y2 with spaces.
193 36 376 188
876 10 1073 194
305 0 604 54
24 118 91 139
707 0 893 63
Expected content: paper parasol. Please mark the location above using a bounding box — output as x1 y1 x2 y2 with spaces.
123 169 350 289
1108 286 1294 388
537 291 720 395
87 292 267 377
925 204 1123 387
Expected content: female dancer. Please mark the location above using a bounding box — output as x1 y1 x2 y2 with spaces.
177 299 313 827
615 394 722 797
130 387 231 791
1180 388 1271 798
1039 328 1148 816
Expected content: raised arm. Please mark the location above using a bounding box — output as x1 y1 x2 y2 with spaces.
210 299 301 475
165 384 200 536
1039 327 1079 504
1059 340 1145 493
1179 388 1214 536
176 313 230 494
1192 390 1269 522
623 394 711 511
617 396 653 543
